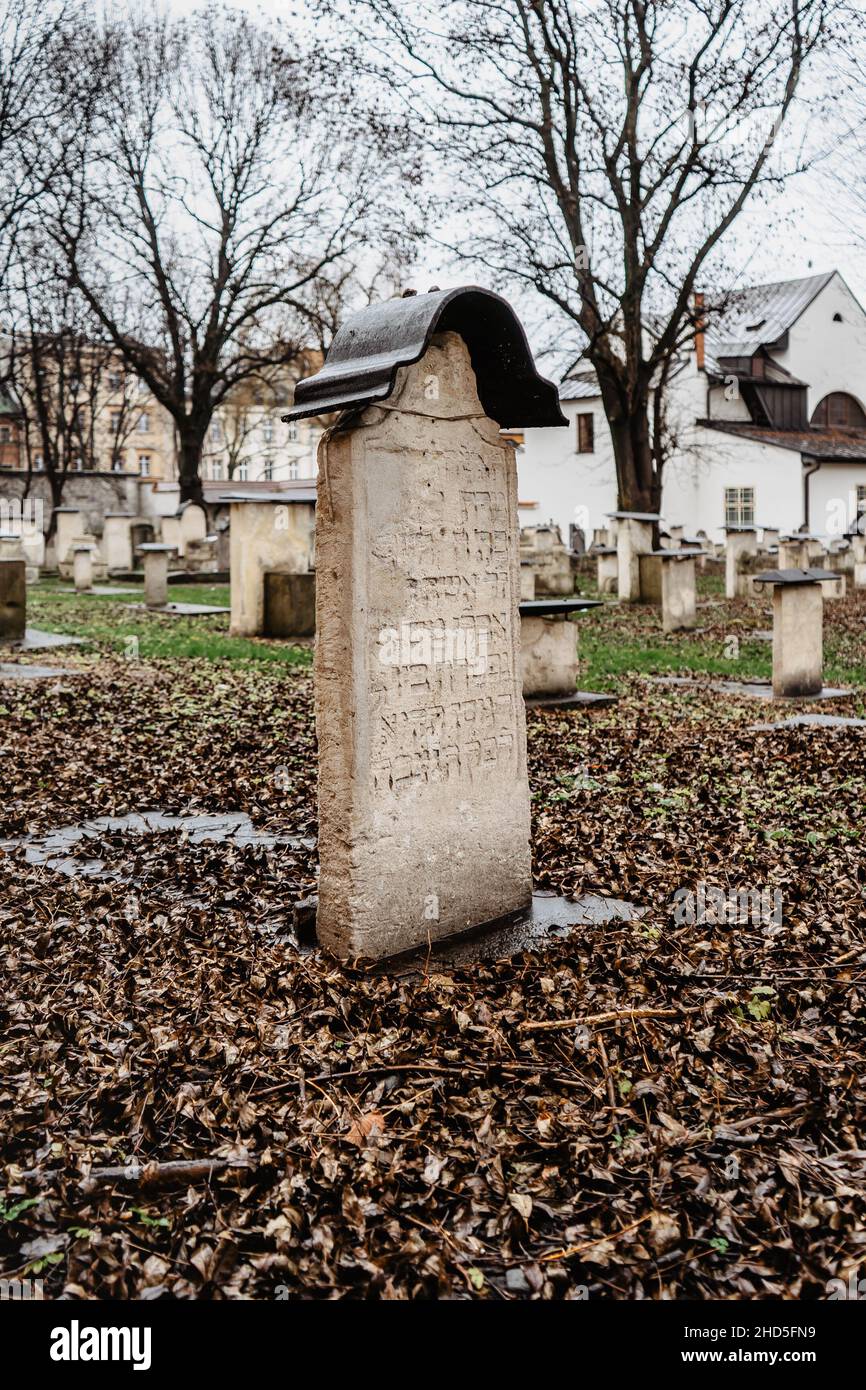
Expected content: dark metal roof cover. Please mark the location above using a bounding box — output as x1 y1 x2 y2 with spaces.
519 599 602 617
281 287 567 427
752 567 839 585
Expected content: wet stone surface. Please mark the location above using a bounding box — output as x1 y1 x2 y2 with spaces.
1 811 314 881
381 890 646 972
751 713 866 731
646 675 853 702
0 663 79 681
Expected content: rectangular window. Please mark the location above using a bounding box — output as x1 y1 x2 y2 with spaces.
262 418 274 444
577 413 594 453
137 413 150 433
110 409 122 434
287 458 300 480
286 419 299 443
211 459 225 480
138 454 151 476
108 372 122 392
236 460 248 481
210 420 223 443
724 485 755 527
0 426 10 443
262 456 274 481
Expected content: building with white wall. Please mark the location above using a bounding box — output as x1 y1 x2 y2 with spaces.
517 271 866 545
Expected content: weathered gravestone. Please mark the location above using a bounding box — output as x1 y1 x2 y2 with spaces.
609 511 660 602
73 544 94 593
225 493 316 637
724 524 758 598
752 568 837 697
283 287 566 958
641 549 703 631
102 514 135 573
592 545 618 594
518 597 606 706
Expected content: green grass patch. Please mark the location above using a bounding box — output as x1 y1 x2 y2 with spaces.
26 583 309 667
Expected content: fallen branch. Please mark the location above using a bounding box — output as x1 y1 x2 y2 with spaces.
518 1008 681 1034
9 1157 255 1192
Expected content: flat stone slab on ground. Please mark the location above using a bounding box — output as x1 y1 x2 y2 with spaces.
52 586 140 597
9 628 86 650
0 810 314 881
646 675 853 702
0 663 78 681
130 602 229 616
751 713 866 731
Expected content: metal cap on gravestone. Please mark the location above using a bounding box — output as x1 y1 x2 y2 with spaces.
283 286 565 960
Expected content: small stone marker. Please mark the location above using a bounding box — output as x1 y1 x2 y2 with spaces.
724 524 757 598
139 543 176 609
752 568 838 698
73 544 94 592
608 511 660 602
592 545 618 594
0 557 25 641
51 508 82 566
518 597 602 703
283 286 566 958
641 549 704 631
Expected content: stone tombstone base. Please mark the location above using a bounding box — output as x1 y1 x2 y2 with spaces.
725 530 757 598
638 554 663 604
855 561 866 589
228 498 315 636
595 549 618 595
821 575 844 600
773 584 823 697
0 558 26 640
520 614 578 698
141 548 171 608
661 556 697 632
264 571 316 638
73 548 93 592
103 515 135 573
778 539 809 570
315 332 532 959
616 518 654 602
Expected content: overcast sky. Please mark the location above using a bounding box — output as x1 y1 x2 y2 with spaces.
164 0 866 314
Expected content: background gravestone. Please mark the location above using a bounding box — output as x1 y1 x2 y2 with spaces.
284 287 565 959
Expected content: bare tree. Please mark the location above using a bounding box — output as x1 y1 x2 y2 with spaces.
49 5 390 503
0 0 97 277
330 0 837 512
0 236 151 528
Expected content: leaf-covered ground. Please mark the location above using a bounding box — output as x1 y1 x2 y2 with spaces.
1 584 865 1299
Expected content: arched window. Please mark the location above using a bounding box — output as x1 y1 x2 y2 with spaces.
810 392 866 429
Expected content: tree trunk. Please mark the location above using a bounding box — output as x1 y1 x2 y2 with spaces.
595 368 659 515
178 432 205 506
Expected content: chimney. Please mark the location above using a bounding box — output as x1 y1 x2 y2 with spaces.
694 292 705 371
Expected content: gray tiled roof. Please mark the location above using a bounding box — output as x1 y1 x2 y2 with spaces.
558 372 600 402
703 271 835 374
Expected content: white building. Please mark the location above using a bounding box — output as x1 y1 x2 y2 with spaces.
517 270 866 545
